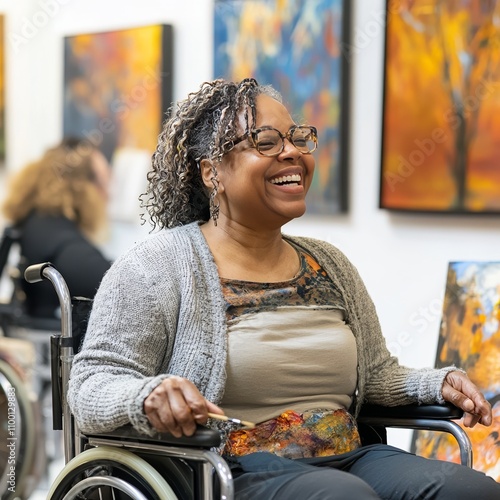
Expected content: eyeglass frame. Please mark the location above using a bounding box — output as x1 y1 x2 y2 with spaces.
230 125 318 157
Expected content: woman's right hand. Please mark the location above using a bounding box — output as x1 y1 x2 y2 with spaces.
143 375 224 437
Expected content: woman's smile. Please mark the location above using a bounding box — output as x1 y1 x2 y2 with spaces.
269 173 302 186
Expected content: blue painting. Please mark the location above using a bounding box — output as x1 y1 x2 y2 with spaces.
213 0 350 214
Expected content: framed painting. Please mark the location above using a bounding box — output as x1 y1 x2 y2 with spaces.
0 15 4 163
411 261 500 480
63 24 173 164
213 0 351 214
379 2 500 213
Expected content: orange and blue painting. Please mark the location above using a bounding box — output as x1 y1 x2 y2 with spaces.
412 261 500 480
63 25 173 163
380 2 500 213
0 15 4 162
214 0 350 214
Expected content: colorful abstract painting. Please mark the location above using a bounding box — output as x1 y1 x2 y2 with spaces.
411 261 500 480
63 25 173 163
380 2 500 213
214 0 351 214
0 15 5 163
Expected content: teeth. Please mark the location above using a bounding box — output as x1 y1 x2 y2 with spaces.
270 174 301 185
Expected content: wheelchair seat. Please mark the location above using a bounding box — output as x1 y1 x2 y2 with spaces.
25 262 473 500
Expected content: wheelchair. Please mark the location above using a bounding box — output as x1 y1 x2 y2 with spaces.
0 226 63 482
0 353 46 500
23 262 473 500
0 225 61 402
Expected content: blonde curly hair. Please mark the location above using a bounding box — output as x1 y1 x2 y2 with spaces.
141 78 282 230
2 138 108 237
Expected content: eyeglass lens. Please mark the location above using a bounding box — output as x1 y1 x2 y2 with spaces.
255 127 317 155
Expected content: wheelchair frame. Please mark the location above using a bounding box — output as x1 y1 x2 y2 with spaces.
24 261 473 500
0 358 42 500
25 262 234 500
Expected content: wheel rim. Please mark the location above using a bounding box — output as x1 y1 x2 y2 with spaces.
62 476 149 500
0 359 38 500
48 446 177 500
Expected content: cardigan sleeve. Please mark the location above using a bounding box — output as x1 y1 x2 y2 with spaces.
335 249 456 407
284 235 458 412
67 247 177 436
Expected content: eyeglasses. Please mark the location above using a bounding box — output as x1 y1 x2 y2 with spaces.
232 125 318 157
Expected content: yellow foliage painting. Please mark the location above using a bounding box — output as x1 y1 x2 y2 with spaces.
0 15 4 162
63 25 173 163
380 1 500 213
412 261 500 480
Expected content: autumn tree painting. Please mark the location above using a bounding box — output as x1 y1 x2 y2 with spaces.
380 0 500 212
412 261 500 480
0 15 4 162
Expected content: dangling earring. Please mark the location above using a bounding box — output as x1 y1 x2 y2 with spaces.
209 167 220 226
209 186 220 226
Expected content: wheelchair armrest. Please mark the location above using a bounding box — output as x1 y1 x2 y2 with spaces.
357 403 472 467
358 402 463 421
85 423 222 448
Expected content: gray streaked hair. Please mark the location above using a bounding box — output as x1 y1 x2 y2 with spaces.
140 78 283 229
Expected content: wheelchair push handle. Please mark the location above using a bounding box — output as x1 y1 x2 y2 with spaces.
24 261 54 283
23 257 74 336
24 261 75 463
24 262 72 337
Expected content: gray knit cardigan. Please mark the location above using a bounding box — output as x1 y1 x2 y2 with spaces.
68 222 456 438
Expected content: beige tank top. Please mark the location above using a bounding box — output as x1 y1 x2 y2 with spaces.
219 250 358 424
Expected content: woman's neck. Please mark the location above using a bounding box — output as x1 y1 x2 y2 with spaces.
200 220 299 282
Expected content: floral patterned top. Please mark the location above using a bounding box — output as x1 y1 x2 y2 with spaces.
219 249 361 458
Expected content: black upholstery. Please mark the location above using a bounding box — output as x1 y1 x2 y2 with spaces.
359 403 464 420
86 424 222 449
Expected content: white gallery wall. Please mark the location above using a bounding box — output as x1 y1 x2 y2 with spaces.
1 0 499 449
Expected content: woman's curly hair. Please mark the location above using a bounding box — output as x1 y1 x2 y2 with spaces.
2 137 108 237
141 78 282 230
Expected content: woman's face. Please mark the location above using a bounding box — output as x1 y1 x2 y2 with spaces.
213 94 316 229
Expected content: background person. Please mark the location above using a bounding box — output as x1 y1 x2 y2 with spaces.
2 137 112 319
68 79 499 499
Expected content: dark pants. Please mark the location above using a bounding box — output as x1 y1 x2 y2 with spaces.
227 445 500 499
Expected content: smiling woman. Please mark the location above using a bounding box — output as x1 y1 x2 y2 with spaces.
68 78 500 499
197 92 316 255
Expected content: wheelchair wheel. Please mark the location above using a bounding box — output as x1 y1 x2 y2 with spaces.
48 445 178 500
0 358 40 500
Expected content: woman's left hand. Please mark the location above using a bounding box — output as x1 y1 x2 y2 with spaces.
441 370 492 428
